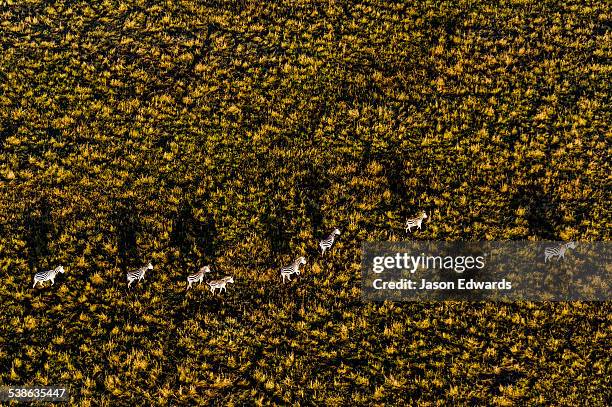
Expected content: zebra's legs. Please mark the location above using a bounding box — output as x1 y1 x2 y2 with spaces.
33 280 39 288
50 279 55 285
187 282 192 290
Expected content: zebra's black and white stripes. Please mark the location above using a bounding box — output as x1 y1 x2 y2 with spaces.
281 256 306 282
544 242 576 262
187 266 211 289
319 228 341 255
405 211 428 233
127 263 153 288
207 276 234 294
33 266 64 288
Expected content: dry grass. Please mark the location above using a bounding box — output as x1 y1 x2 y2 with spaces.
0 0 610 404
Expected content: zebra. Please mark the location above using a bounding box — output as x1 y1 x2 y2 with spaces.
127 263 153 288
187 266 211 290
281 256 306 283
544 242 576 263
207 276 234 295
405 211 428 233
319 228 341 255
32 266 64 288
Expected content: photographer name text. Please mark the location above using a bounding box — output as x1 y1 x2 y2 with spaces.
372 278 512 290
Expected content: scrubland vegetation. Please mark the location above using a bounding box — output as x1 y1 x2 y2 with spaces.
0 0 610 405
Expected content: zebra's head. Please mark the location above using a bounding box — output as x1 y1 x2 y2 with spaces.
225 276 234 283
146 263 153 270
200 265 211 273
566 241 576 249
421 211 428 219
333 228 341 235
56 266 65 273
298 256 306 265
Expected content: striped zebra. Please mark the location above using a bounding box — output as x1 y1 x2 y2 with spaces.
281 256 306 283
319 228 341 255
187 266 211 290
405 211 428 233
32 266 64 288
127 263 153 288
207 276 234 294
544 242 576 263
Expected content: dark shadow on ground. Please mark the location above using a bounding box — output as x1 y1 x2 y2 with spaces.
170 200 217 267
23 196 54 271
113 198 141 272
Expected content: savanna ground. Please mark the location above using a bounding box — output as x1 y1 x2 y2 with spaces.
0 0 610 405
